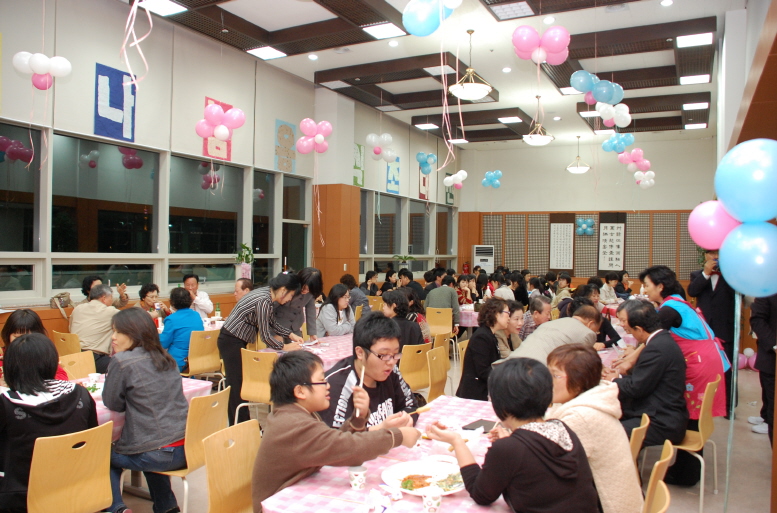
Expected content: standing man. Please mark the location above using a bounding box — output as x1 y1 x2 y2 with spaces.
424 275 460 335
183 274 214 319
750 294 777 443
688 249 736 416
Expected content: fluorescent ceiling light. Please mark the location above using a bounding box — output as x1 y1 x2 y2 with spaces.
448 139 469 144
560 87 584 95
389 40 399 47
319 80 350 89
424 65 456 76
685 123 708 130
308 54 318 61
247 46 287 60
502 67 512 73
579 111 600 118
498 117 522 123
362 23 406 40
415 123 439 130
544 16 556 25
376 105 401 112
677 33 713 48
680 74 710 85
137 0 187 16
490 1 534 20
660 0 673 6
683 102 709 110
594 129 615 135
553 116 562 121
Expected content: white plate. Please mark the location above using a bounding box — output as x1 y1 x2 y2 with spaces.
381 457 465 496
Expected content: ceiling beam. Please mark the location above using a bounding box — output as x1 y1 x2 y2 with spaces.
576 92 711 114
315 53 462 84
359 0 404 28
270 18 363 46
194 5 270 43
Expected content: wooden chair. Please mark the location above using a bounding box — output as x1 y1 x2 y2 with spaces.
630 413 650 468
355 305 363 321
426 346 448 402
642 440 674 513
301 323 308 341
457 338 470 367
253 331 268 350
235 349 278 424
28 422 113 513
426 308 453 337
203 420 262 513
432 332 453 389
60 351 96 380
672 375 721 513
648 481 671 513
368 296 384 312
398 343 432 391
153 387 230 513
51 330 82 357
551 308 560 320
181 330 224 382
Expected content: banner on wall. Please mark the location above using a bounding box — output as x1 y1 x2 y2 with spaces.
598 223 625 271
94 63 136 142
203 97 232 161
386 157 400 194
275 120 296 173
444 173 454 205
550 223 574 270
353 143 365 187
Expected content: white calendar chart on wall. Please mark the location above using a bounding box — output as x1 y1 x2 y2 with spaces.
598 223 625 271
550 223 574 270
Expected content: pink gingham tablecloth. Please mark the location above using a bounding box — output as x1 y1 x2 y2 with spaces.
261 395 510 513
304 334 354 371
459 309 479 328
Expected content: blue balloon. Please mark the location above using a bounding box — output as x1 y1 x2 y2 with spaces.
576 218 584 227
426 153 437 164
420 163 432 174
610 83 624 105
416 152 427 163
494 170 503 179
492 179 501 189
442 5 454 19
485 171 494 180
575 227 584 236
585 227 594 236
592 80 614 104
0 151 4 163
585 218 594 226
715 139 777 223
621 133 635 146
591 75 600 85
602 140 613 152
570 70 594 93
720 223 777 297
614 142 626 153
402 0 442 37
482 178 490 187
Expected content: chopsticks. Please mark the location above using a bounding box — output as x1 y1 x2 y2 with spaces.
355 362 365 418
406 405 431 416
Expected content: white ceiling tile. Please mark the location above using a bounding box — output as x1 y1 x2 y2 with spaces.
631 110 682 119
378 77 444 94
579 50 676 73
221 0 337 32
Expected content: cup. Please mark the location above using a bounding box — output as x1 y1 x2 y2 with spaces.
154 302 162 310
422 486 443 513
348 466 367 490
88 373 101 384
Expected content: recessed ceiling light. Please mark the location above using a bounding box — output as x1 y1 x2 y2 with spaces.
680 74 711 85
683 102 709 110
677 33 713 48
137 0 187 16
362 23 406 39
553 116 562 121
389 40 399 47
685 123 708 130
502 67 512 73
308 54 318 61
660 0 673 6
498 117 522 123
594 129 615 135
560 87 584 95
544 16 556 24
448 138 469 144
415 123 439 130
579 111 600 118
247 46 287 60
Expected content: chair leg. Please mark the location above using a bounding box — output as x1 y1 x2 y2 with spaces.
181 476 189 513
708 440 718 494
119 468 129 494
687 450 705 513
640 446 649 482
235 403 249 424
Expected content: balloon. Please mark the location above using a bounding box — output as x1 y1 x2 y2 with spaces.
315 141 329 153
28 53 50 74
402 0 443 37
719 222 777 297
540 26 570 54
634 171 645 181
621 133 635 146
576 218 584 227
443 176 454 187
635 159 651 171
639 180 650 189
195 119 214 138
122 155 133 169
512 25 541 54
585 228 594 235
204 104 224 126
299 118 317 137
0 137 10 152
444 0 463 8
371 152 382 161
613 141 626 153
316 120 333 137
615 103 630 114
749 354 759 371
545 48 569 66
5 146 20 161
610 83 624 105
715 138 777 223
592 80 614 104
427 154 437 164
531 47 547 64
585 218 594 226
416 152 427 163
88 160 97 168
48 56 72 77
380 133 393 147
373 146 382 155
598 104 615 119
366 133 379 147
132 155 144 168
222 108 246 129
571 70 594 93
452 175 462 185
458 170 468 180
602 140 614 152
119 147 136 156
88 150 100 161
584 91 596 105
12 51 32 74
581 224 588 230
16 148 33 163
31 73 53 90
213 125 232 141
744 347 755 358
493 170 502 179
631 148 644 161
296 136 314 154
382 148 396 162
485 171 494 180
603 118 616 128
492 180 501 189
615 112 632 128
627 163 638 173
201 182 211 190
644 171 655 180
314 134 325 144
420 163 432 175
576 227 584 236
454 183 463 190
515 48 533 60
618 152 633 165
198 162 212 175
481 178 490 187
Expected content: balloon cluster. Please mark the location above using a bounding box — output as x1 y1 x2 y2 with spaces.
366 133 396 163
0 137 34 164
195 105 246 142
688 139 777 297
119 147 144 169
198 161 221 175
252 188 265 201
595 102 631 129
443 170 468 189
79 150 100 169
571 70 631 127
415 152 438 175
12 52 71 90
402 0 459 38
296 118 332 155
481 170 502 188
512 25 571 65
576 218 595 236
617 148 655 189
601 132 635 153
198 162 222 190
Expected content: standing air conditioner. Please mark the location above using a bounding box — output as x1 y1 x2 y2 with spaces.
472 245 495 274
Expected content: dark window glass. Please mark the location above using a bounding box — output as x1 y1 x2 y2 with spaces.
0 123 38 252
283 176 306 221
0 265 33 291
253 171 274 254
437 206 453 255
52 264 153 290
374 194 401 255
282 223 306 272
409 201 429 255
251 259 273 287
168 263 236 285
360 190 370 254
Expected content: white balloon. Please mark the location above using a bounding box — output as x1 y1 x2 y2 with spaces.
531 47 547 64
647 179 655 186
644 171 655 180
48 56 72 77
213 124 231 141
379 133 393 147
443 0 463 7
614 103 629 114
314 134 325 144
634 171 645 181
598 104 615 119
452 175 463 185
457 170 468 180
639 180 650 189
627 163 638 173
744 347 755 357
79 154 89 165
382 148 396 163
614 112 631 128
371 152 382 161
443 176 454 187
366 133 379 147
581 224 588 230
88 150 100 160
28 53 50 75
12 52 32 74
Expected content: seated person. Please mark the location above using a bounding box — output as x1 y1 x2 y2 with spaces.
495 300 523 358
457 298 509 401
599 272 620 305
76 274 129 307
183 274 213 319
69 283 121 373
398 269 426 300
425 275 461 335
316 284 356 337
587 276 604 288
615 271 633 299
381 290 424 348
160 287 205 372
424 269 444 296
551 272 572 309
527 277 543 300
456 274 474 305
0 334 97 511
400 287 432 344
252 351 421 511
1 309 68 380
428 358 598 512
559 284 591 318
379 270 397 295
360 270 380 296
518 296 551 340
341 274 370 314
510 272 530 307
319 313 418 429
134 283 171 320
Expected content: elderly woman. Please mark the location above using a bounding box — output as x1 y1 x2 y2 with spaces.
495 300 523 358
159 287 204 372
134 283 171 319
316 284 356 337
456 297 509 401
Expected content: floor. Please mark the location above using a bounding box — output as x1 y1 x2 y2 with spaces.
123 362 772 513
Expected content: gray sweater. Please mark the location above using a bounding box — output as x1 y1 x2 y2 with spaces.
348 286 370 314
103 347 188 454
424 285 461 325
316 304 356 337
274 292 317 337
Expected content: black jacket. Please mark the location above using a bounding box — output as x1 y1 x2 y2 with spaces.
457 326 500 401
688 270 736 343
751 294 777 375
408 280 427 301
393 316 424 349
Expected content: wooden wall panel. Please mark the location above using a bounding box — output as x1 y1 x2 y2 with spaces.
312 184 361 288
457 212 481 273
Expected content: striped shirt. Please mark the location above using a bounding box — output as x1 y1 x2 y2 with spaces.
222 287 291 349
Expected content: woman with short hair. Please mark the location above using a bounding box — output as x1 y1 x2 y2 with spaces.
495 300 523 358
341 273 370 314
360 270 380 296
400 287 432 345
457 274 474 305
380 269 398 294
159 287 204 371
134 283 171 319
1 309 68 381
456 297 509 401
316 284 356 337
381 290 424 348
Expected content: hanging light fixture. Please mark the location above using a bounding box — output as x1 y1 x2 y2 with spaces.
523 96 554 146
449 30 493 102
567 136 591 174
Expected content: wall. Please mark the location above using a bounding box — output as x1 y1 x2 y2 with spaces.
718 10 748 157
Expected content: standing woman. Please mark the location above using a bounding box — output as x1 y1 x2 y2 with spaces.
380 269 398 294
457 275 474 305
220 272 304 424
103 309 188 513
274 267 323 343
316 284 356 337
457 298 509 401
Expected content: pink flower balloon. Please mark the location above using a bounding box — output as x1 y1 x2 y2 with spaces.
545 48 569 66
373 146 382 155
454 183 463 190
300 118 317 137
195 119 214 138
631 148 644 161
748 354 758 371
32 73 53 90
688 200 742 250
636 159 651 171
88 160 97 168
296 136 314 154
514 47 533 60
540 26 571 54
603 118 616 127
222 108 246 129
315 141 329 154
617 152 633 165
584 91 596 105
512 25 541 54
316 121 333 137
204 104 225 126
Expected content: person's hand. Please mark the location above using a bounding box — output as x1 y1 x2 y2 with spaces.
289 333 304 344
426 422 462 445
373 411 414 430
309 335 317 342
593 342 605 351
452 325 459 335
626 280 633 288
622 345 636 356
352 386 370 419
117 283 127 297
602 368 618 382
189 289 196 300
398 427 422 448
487 425 510 442
284 342 303 351
613 357 635 375
703 258 717 275
376 290 382 296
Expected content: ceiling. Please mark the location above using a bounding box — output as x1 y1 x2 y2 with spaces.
159 0 745 149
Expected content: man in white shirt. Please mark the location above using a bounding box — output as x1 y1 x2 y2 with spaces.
184 274 213 319
69 283 121 372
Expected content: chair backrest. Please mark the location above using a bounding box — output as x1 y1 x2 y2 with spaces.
457 339 470 368
28 421 113 513
630 413 651 465
432 333 452 371
551 308 560 320
426 346 448 402
187 330 222 375
398 343 432 391
642 440 674 513
426 308 453 336
182 387 230 472
649 481 671 513
51 330 82 357
368 296 383 312
355 305 363 321
60 351 96 380
698 375 721 443
240 349 278 404
254 331 268 350
204 420 262 513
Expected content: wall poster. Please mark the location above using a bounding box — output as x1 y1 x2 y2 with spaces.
550 223 574 270
598 223 625 271
274 119 296 172
386 157 400 194
94 63 136 142
353 143 365 187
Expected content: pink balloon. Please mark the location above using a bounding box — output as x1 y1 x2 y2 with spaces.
88 160 97 168
5 146 20 161
222 108 246 129
617 152 633 165
18 148 34 163
373 146 382 155
212 173 221 184
132 156 144 169
195 119 214 138
203 173 213 185
636 159 651 171
453 183 463 190
296 136 314 154
749 354 759 371
0 136 10 152
32 73 53 90
315 141 329 154
603 118 616 127
118 146 137 156
316 121 333 137
512 25 540 54
631 148 644 161
687 200 742 250
300 118 317 137
122 155 133 169
545 48 569 66
584 91 596 105
738 353 747 369
201 181 210 190
204 104 224 126
540 26 571 54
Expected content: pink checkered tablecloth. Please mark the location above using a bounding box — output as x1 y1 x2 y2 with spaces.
459 309 479 328
261 395 510 513
304 334 354 371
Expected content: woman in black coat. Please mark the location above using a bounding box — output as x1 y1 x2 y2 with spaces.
457 297 510 401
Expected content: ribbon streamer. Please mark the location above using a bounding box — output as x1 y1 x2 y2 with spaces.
120 0 153 88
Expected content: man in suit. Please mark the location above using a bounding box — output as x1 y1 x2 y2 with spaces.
750 294 777 443
604 300 688 447
688 249 737 416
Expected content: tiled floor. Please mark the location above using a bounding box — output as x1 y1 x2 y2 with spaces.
123 364 772 513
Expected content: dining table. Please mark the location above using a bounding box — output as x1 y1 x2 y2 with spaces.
302 333 354 371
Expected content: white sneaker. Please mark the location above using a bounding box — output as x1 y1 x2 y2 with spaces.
748 416 765 425
752 423 769 434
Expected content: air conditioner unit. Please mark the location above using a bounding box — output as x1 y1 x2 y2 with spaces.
472 245 495 274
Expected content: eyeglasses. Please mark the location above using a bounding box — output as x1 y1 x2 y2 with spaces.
302 381 328 386
501 310 511 315
368 349 402 362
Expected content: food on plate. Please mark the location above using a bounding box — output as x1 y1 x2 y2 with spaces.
400 472 464 492
400 474 432 490
437 473 464 492
84 384 99 393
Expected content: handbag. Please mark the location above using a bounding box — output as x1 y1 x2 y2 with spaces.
50 292 74 319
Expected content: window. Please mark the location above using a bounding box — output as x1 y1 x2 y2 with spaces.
437 206 454 255
168 263 235 285
360 190 370 254
282 223 306 271
0 123 38 252
283 176 306 220
374 193 401 255
251 258 273 286
52 134 158 253
0 265 33 291
52 264 153 290
408 201 429 255
253 171 274 254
